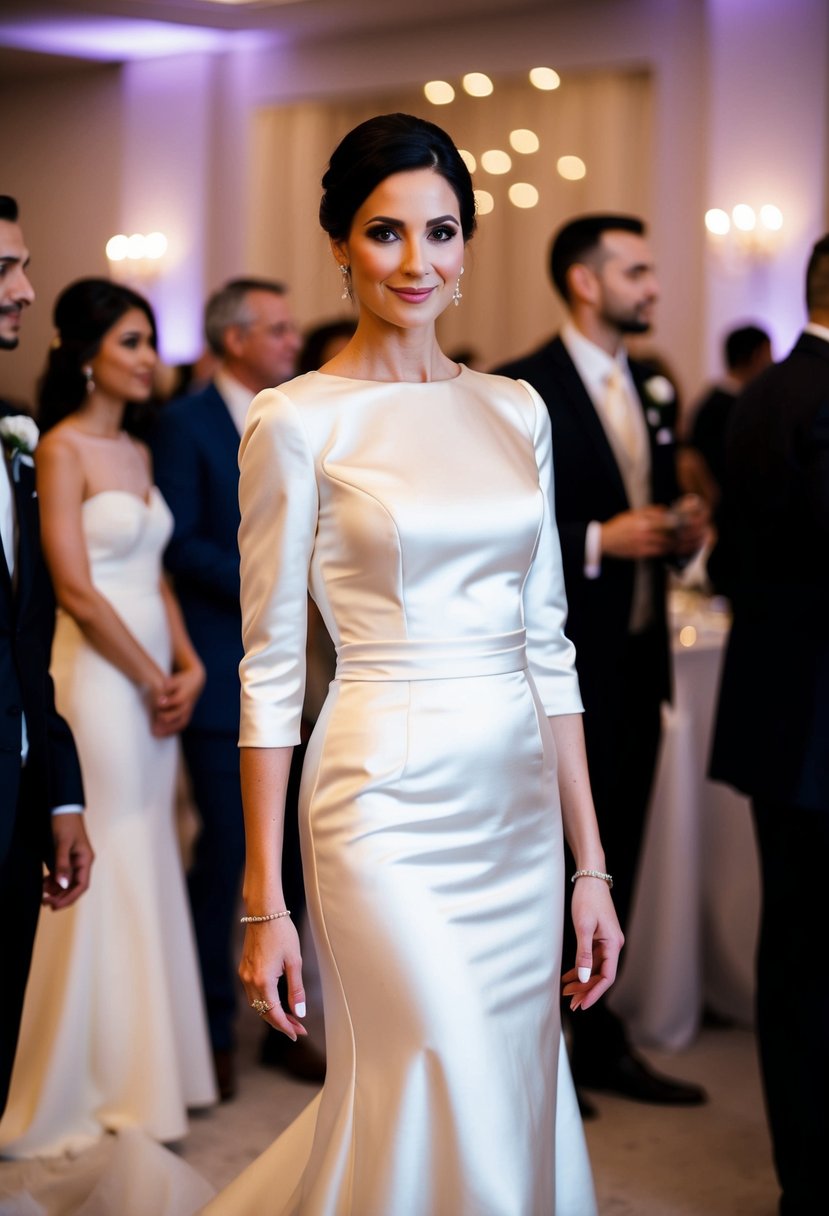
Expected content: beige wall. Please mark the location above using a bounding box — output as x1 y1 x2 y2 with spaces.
1 66 122 408
1 0 826 414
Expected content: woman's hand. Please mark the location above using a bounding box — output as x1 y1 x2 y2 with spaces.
239 917 308 1041
150 662 206 736
561 878 624 1012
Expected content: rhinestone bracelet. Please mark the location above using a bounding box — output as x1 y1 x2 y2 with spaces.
240 909 292 924
571 869 614 889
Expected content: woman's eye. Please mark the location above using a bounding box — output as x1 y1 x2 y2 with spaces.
367 226 397 243
430 226 458 242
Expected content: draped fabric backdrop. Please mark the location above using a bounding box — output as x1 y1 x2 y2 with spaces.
248 70 652 369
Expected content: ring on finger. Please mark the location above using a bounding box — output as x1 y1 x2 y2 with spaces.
250 998 274 1016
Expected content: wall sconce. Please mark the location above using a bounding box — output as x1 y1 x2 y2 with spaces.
106 231 168 281
704 204 783 260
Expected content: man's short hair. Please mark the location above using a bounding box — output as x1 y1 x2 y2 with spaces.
806 235 829 314
0 196 19 223
205 277 287 356
724 324 771 371
549 213 645 302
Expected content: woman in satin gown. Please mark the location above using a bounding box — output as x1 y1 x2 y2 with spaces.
0 280 216 1161
210 114 623 1216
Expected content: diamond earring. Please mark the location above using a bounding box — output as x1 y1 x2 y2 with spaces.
82 366 95 394
339 264 352 302
452 266 464 307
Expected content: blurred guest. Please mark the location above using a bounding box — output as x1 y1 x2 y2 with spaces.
151 278 300 1100
495 213 708 1114
0 196 92 1120
690 324 772 501
298 318 356 374
709 237 829 1216
0 278 214 1157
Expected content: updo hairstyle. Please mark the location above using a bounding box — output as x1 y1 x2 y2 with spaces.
39 278 157 432
319 113 477 243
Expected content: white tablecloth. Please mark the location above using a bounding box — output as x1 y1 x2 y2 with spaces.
610 592 762 1050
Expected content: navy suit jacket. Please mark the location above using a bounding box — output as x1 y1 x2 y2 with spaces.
150 383 243 735
495 336 679 731
0 409 83 867
709 331 829 811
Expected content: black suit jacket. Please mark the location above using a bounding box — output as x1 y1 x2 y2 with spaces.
495 336 679 729
0 410 83 867
150 383 243 735
709 331 829 811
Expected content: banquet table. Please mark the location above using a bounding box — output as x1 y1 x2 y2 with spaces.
609 590 762 1050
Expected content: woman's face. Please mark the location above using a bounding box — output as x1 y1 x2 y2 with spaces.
335 168 465 331
88 307 157 403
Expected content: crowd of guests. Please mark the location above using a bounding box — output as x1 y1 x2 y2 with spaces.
0 153 827 1216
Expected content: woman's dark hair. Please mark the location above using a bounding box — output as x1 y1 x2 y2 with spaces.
319 113 477 243
38 278 157 433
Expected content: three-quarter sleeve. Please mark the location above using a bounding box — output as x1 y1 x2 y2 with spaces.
238 389 319 747
519 380 584 716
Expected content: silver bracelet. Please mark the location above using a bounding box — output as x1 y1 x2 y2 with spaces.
240 909 292 924
571 869 614 889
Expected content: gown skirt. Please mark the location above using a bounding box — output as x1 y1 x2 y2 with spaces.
0 490 216 1163
206 635 596 1216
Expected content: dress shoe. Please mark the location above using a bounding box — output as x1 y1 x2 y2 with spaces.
212 1048 237 1102
573 1049 707 1106
260 1030 326 1084
575 1087 598 1121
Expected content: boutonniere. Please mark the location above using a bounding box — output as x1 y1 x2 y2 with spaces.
642 375 676 430
0 414 39 481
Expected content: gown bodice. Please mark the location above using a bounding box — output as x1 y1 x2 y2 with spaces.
79 487 172 601
237 366 582 747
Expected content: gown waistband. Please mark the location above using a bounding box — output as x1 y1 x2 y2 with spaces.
335 630 528 681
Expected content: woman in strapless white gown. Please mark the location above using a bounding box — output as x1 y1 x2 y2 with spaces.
0 279 216 1167
207 115 623 1216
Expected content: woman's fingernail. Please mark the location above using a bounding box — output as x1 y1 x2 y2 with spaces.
57 875 70 890
577 966 591 984
295 1002 306 1018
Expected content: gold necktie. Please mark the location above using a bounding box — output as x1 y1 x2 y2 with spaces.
603 366 641 463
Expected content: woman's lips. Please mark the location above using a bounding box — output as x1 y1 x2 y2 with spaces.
388 286 436 303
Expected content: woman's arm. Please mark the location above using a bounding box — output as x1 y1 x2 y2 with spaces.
151 577 206 737
237 745 307 1041
549 712 624 1011
37 433 170 705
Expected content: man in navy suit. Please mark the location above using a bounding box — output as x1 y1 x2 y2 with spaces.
151 278 300 1099
0 194 93 1115
496 214 707 1111
709 235 829 1214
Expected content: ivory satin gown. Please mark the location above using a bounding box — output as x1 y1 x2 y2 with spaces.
207 367 597 1216
0 487 216 1166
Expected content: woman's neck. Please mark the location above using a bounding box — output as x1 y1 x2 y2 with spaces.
323 318 457 384
71 396 127 438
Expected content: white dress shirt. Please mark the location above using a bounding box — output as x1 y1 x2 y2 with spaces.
214 368 257 436
561 322 654 632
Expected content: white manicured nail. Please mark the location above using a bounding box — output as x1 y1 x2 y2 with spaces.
577 967 591 984
295 1002 306 1018
57 876 70 890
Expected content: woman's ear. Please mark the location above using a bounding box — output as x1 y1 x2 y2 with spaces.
330 238 347 268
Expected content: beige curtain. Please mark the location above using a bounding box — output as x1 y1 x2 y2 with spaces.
248 70 652 368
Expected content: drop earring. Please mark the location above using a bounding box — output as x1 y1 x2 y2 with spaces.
340 264 353 302
452 266 464 307
82 366 95 394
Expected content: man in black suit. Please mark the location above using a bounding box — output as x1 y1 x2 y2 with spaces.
0 195 93 1115
709 235 829 1215
151 279 302 1098
690 323 772 500
496 214 707 1110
